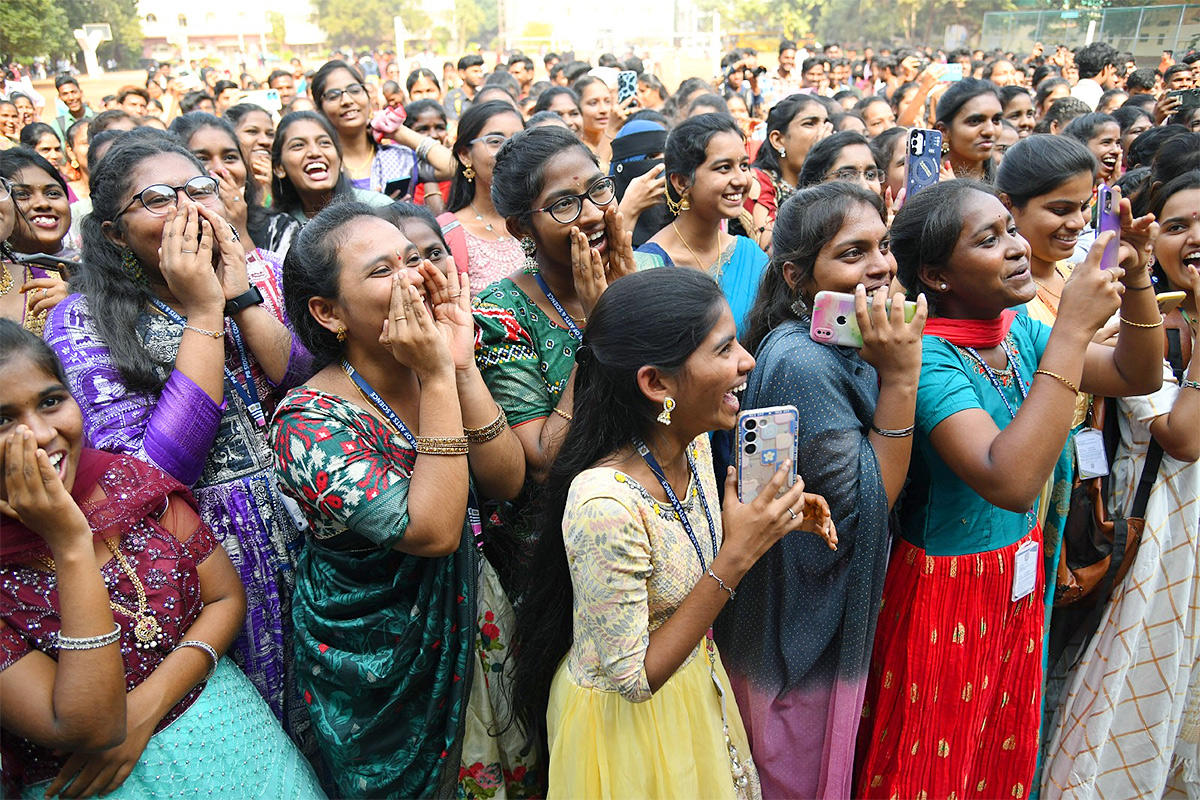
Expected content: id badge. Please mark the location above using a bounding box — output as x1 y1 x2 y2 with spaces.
1074 428 1110 479
1012 540 1039 603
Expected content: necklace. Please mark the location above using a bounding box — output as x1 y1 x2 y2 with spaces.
469 203 509 240
35 536 164 650
342 148 374 176
672 221 718 270
1032 277 1062 300
0 262 13 296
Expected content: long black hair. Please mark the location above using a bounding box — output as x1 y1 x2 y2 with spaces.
752 94 824 175
75 135 209 392
446 100 525 213
742 182 885 354
270 111 352 217
168 112 285 248
491 126 596 228
664 112 743 214
509 266 727 734
0 317 68 384
996 134 1097 208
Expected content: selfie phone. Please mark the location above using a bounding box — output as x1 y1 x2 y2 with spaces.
1156 291 1187 316
617 70 639 105
384 177 412 199
736 406 799 504
1167 89 1200 111
906 129 942 200
810 290 918 348
939 63 964 82
1096 185 1120 270
237 88 281 113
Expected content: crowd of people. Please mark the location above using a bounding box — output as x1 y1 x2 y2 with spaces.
0 34 1198 800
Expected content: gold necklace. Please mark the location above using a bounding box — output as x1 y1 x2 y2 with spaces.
342 148 374 176
1032 278 1062 299
35 537 164 650
0 262 13 295
672 221 717 270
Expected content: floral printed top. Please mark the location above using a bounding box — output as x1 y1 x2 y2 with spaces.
562 436 721 703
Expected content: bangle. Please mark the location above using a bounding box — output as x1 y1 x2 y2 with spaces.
424 190 443 197
174 639 218 681
414 435 469 455
1119 315 1164 328
871 424 915 438
183 323 223 339
56 622 121 651
465 404 508 443
416 136 436 160
552 406 573 422
1182 379 1200 391
707 567 736 600
1034 369 1080 394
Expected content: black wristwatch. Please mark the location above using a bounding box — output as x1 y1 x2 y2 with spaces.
224 287 264 317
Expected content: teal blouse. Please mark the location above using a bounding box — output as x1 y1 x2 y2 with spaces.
901 314 1052 556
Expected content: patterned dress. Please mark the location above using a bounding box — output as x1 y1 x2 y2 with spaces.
43 251 312 745
271 389 539 799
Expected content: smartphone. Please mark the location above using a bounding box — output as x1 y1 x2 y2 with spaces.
1167 89 1200 110
810 290 918 348
617 70 639 105
939 63 964 82
736 406 799 504
906 128 942 200
1096 185 1120 271
1156 291 1187 316
384 177 412 199
237 88 281 113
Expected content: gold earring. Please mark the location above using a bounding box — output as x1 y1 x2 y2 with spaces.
941 142 950 155
336 326 347 341
463 164 475 182
657 397 676 426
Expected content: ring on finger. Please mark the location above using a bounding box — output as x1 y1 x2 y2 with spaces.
787 507 798 521
181 248 197 254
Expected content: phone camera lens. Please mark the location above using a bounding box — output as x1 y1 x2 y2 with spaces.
744 418 757 430
744 431 757 443
836 315 848 326
744 443 757 455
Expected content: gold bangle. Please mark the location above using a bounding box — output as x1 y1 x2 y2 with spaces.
552 406 573 422
1119 315 1164 328
1034 369 1079 394
414 435 470 456
465 404 508 443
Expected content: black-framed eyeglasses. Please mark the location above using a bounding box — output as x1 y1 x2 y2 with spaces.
115 176 220 219
826 167 884 183
468 133 510 154
0 176 11 203
533 177 616 224
321 83 367 104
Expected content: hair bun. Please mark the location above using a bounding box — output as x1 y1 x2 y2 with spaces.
575 344 593 364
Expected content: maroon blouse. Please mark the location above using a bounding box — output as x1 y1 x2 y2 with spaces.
0 452 218 787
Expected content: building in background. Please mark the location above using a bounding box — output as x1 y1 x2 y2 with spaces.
138 0 326 66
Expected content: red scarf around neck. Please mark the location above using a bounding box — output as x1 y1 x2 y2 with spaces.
923 309 1018 348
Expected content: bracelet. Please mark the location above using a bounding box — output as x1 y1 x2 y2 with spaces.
1034 369 1080 394
183 323 223 339
1119 315 1164 328
424 190 443 197
1182 379 1200 391
416 136 436 160
707 568 736 600
56 622 122 651
1125 282 1155 291
174 639 218 681
552 406 574 422
414 435 470 455
871 424 915 438
465 404 508 443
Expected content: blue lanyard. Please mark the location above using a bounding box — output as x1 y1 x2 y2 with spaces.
958 339 1028 421
634 437 718 570
149 298 265 427
533 272 583 342
341 360 483 552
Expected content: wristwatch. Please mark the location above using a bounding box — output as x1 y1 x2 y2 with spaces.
224 287 264 317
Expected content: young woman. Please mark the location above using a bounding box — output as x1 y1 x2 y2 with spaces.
1033 97 1090 135
573 75 615 166
436 101 525 296
870 126 908 210
530 87 584 136
933 78 1003 182
1034 77 1071 119
62 119 90 202
17 124 66 175
0 149 76 261
1042 170 1200 798
0 155 70 336
0 100 20 148
0 321 324 798
854 179 1163 800
473 126 637 582
637 114 767 337
223 103 275 204
405 68 442 102
403 99 450 212
744 95 831 249
796 130 884 196
636 73 669 111
716 183 926 798
1112 105 1154 163
271 111 392 223
1062 112 1123 186
44 136 313 744
1000 85 1036 138
310 60 452 200
272 202 539 798
511 267 835 798
171 113 299 258
383 201 454 276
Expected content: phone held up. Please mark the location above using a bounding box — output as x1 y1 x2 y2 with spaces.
1096 185 1120 271
810 290 918 349
906 128 942 200
736 406 799 504
617 70 639 107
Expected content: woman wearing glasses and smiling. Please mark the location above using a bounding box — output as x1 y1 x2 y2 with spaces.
43 135 316 745
311 60 454 201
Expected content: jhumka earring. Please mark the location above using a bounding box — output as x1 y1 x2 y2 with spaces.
463 164 476 182
657 397 676 426
336 326 348 341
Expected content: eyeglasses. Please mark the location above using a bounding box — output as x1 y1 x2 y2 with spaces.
826 167 884 183
321 83 367 104
115 176 220 218
0 176 11 203
469 133 511 154
534 177 616 224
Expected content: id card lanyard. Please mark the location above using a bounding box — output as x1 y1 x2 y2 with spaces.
342 360 483 552
533 272 584 342
149 298 266 427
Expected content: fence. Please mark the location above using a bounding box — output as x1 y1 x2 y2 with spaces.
981 5 1199 60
